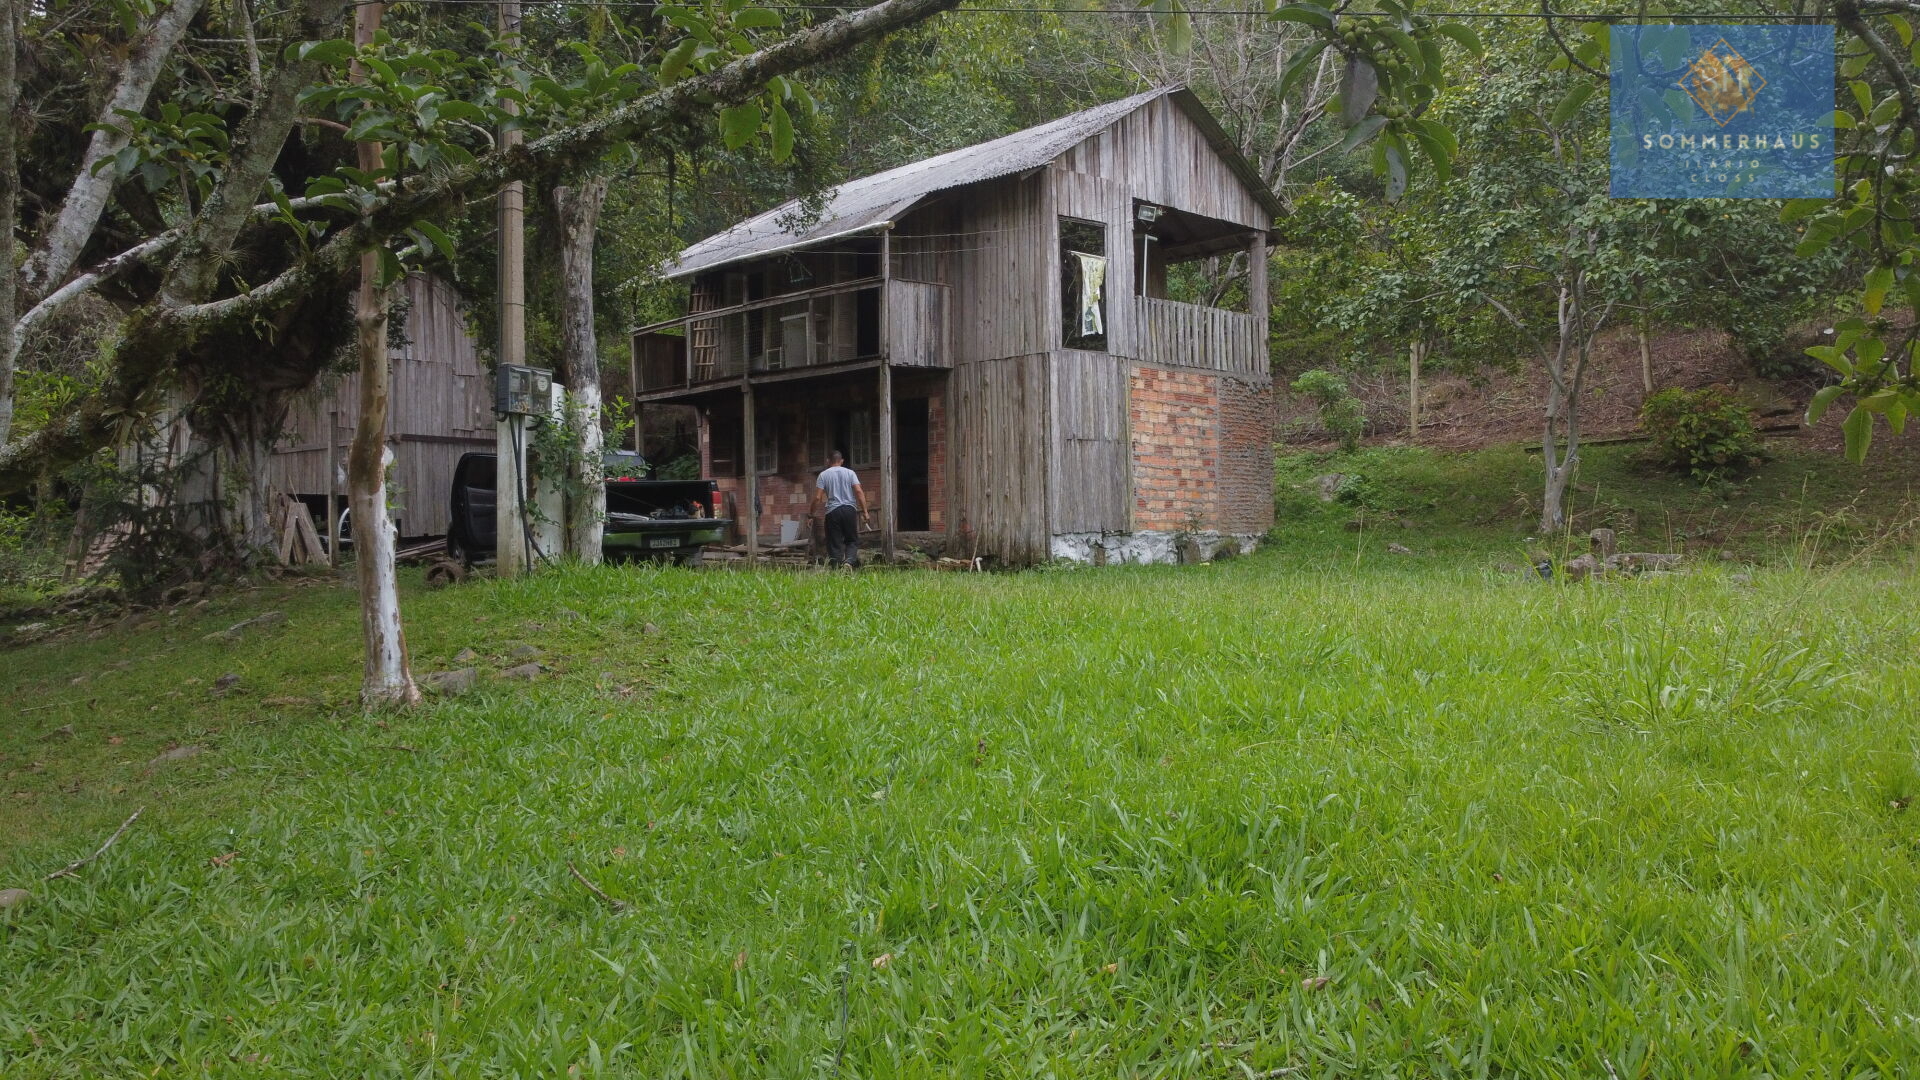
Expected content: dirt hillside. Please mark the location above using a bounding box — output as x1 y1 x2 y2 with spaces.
1276 324 1920 460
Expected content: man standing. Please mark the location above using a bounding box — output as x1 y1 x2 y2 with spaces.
810 450 870 568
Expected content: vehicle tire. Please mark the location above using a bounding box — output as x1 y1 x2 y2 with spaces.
424 559 469 588
673 548 705 569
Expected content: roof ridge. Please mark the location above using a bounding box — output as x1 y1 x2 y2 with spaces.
662 84 1277 282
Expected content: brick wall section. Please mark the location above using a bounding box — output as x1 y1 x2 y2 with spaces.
1129 365 1273 533
1216 374 1276 534
1131 366 1219 530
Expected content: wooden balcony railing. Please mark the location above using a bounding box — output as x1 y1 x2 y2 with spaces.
1134 297 1265 376
633 278 950 394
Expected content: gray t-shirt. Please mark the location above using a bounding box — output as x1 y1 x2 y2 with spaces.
816 465 859 512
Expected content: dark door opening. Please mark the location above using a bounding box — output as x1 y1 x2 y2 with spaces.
897 397 930 531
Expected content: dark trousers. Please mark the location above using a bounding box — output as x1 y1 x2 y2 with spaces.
824 505 860 567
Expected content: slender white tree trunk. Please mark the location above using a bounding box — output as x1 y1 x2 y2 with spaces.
349 0 416 707
555 178 609 564
1539 286 1575 535
1407 339 1424 442
1638 309 1654 396
350 268 417 706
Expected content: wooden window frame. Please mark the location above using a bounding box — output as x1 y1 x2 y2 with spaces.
1059 215 1109 351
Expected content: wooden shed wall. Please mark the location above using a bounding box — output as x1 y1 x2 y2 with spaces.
1053 95 1269 231
943 173 1054 363
1049 350 1131 534
890 201 957 284
270 273 492 537
949 354 1050 563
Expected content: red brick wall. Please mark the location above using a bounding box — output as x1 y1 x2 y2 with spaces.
1216 375 1276 534
1129 366 1273 534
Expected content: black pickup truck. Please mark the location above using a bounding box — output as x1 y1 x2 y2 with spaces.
447 450 731 566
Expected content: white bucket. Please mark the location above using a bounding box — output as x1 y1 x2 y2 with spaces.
779 519 801 545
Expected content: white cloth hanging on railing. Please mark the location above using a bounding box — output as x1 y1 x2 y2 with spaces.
1069 250 1106 337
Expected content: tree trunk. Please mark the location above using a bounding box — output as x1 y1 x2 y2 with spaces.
1407 339 1424 442
554 177 609 564
349 0 417 708
349 278 417 706
212 397 288 557
18 0 209 302
1540 404 1568 535
0 0 18 447
1638 308 1654 396
1539 287 1575 535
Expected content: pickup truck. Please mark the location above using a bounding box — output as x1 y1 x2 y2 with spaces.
447 450 731 567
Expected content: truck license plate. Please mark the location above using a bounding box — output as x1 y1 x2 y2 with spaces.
649 536 680 549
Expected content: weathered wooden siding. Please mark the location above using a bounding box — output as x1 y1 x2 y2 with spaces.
949 354 1050 563
1053 95 1268 231
945 174 1053 364
891 202 956 284
271 273 492 536
886 280 950 368
1049 350 1131 533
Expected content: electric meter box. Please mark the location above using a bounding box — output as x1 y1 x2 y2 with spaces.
494 364 553 416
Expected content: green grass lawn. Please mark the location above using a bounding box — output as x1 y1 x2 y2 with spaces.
4 455 1920 1076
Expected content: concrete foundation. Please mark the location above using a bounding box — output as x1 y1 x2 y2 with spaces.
1049 530 1260 565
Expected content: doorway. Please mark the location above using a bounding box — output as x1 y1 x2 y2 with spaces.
897 397 930 531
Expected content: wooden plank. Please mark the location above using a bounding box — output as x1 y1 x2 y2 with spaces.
324 411 339 564
293 502 327 564
880 362 895 560
880 227 896 562
743 377 758 560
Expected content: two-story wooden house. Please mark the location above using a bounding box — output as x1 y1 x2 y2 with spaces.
631 86 1278 565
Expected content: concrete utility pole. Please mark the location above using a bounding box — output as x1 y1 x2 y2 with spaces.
494 0 530 577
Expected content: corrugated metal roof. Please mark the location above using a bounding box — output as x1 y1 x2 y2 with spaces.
662 85 1277 280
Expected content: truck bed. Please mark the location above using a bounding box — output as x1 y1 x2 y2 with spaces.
447 453 730 564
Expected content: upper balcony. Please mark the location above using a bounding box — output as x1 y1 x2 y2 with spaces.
633 278 950 400
1132 296 1265 377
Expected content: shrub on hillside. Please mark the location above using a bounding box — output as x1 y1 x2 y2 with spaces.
1640 385 1771 482
1289 369 1365 451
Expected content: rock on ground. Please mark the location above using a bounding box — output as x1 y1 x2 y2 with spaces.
147 744 205 766
425 668 478 696
204 611 287 643
501 663 543 680
0 888 29 910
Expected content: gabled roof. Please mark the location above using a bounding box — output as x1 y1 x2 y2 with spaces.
663 85 1279 280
